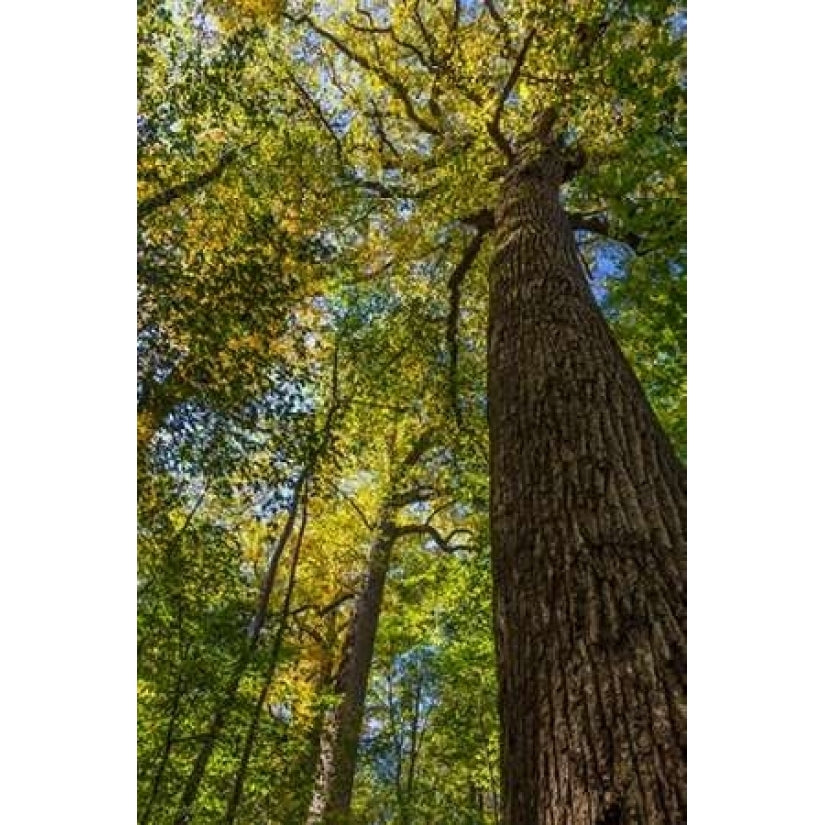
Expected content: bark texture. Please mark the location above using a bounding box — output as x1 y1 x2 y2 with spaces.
487 139 687 825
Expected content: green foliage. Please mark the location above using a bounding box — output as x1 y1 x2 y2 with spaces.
138 1 685 822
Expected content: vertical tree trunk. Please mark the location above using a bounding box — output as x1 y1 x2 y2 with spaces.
306 509 396 825
487 137 687 825
298 617 339 823
139 665 187 825
305 430 432 825
225 496 309 825
172 477 306 825
172 388 340 825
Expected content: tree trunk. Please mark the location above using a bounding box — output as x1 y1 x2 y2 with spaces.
139 664 187 825
172 478 305 825
306 510 396 825
487 137 687 825
298 618 339 823
225 496 308 825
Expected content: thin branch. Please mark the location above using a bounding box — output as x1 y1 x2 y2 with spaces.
165 479 211 550
337 487 375 531
345 176 432 201
224 490 309 825
483 0 513 53
286 12 441 136
400 428 436 475
412 0 440 66
390 523 472 552
284 67 345 166
424 500 455 527
316 591 357 618
446 211 495 426
138 148 242 220
345 16 433 71
487 29 536 163
368 100 403 159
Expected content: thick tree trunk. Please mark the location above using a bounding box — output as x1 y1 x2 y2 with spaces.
306 509 396 825
487 139 687 825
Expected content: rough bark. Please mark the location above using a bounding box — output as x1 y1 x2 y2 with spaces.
487 137 687 825
305 507 396 825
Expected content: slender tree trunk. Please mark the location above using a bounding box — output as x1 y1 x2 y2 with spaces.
305 428 433 825
305 509 396 825
298 617 339 823
405 672 423 802
139 666 187 825
173 467 311 825
487 136 687 825
225 497 309 825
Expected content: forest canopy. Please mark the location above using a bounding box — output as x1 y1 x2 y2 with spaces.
138 1 686 824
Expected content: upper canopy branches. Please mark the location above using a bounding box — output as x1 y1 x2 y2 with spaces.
281 0 685 237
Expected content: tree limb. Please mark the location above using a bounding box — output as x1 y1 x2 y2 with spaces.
337 487 375 531
568 212 643 253
390 523 472 552
284 66 345 166
138 148 241 220
487 29 536 163
446 211 495 426
286 12 441 136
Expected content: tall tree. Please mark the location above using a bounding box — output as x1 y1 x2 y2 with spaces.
138 1 687 823
488 114 685 825
280 2 687 823
307 427 467 825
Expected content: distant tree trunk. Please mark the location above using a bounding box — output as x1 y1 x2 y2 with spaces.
306 509 396 825
224 496 309 825
487 130 687 825
172 476 305 825
139 665 187 825
305 430 432 825
298 617 339 822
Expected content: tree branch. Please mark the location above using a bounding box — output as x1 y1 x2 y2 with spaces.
400 428 436 474
284 67 345 166
317 591 357 618
568 212 643 253
390 523 472 553
487 29 536 163
446 211 495 426
483 0 514 53
138 148 242 220
337 487 375 531
345 15 434 71
286 12 441 136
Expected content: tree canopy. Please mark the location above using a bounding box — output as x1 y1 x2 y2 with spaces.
138 1 685 823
